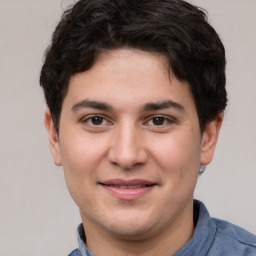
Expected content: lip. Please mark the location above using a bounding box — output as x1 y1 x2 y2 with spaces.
99 179 156 200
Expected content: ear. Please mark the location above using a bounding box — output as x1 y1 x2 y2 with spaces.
44 109 63 166
200 113 223 165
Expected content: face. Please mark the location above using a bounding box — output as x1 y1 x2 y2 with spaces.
45 48 221 242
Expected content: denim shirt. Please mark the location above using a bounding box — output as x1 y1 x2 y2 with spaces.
68 200 256 256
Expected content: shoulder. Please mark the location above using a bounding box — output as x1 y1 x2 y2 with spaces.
211 218 256 255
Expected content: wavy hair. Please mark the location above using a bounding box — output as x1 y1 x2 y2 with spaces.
40 0 227 133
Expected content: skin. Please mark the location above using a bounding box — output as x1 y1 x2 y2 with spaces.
45 48 222 256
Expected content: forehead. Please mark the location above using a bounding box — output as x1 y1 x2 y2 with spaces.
63 48 196 113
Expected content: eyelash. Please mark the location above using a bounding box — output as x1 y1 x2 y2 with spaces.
145 115 176 126
81 115 111 126
81 114 175 128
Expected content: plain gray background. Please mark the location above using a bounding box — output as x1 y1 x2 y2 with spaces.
0 0 255 255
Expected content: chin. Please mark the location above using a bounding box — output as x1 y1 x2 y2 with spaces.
102 212 158 241
108 224 154 241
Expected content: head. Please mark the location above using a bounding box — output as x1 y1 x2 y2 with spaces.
40 0 227 134
41 0 227 252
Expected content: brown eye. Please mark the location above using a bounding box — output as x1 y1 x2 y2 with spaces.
82 115 113 131
152 116 165 125
91 116 104 125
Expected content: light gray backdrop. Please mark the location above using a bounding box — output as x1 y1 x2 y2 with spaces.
0 0 255 255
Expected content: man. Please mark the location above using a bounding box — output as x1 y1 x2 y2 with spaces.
40 0 256 255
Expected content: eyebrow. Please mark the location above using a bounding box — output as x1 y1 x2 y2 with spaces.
72 100 113 111
141 100 185 112
71 99 184 112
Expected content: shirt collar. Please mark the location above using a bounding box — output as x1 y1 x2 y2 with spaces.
77 223 94 256
174 200 216 255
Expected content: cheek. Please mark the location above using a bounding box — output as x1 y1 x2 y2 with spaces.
59 131 108 176
58 133 106 203
149 132 201 201
150 132 201 173
59 136 102 208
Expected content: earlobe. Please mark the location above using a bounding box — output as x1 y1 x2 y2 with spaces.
200 113 223 165
44 109 63 166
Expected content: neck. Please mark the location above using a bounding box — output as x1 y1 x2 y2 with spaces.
81 200 195 256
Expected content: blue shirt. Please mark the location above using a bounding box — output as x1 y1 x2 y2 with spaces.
68 200 256 256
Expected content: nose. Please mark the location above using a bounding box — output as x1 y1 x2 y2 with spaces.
107 122 148 169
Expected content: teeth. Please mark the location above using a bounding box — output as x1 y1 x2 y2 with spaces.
129 185 147 188
112 185 147 189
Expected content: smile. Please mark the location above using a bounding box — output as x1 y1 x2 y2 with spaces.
99 179 156 200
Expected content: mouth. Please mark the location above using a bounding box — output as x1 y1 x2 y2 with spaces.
99 179 156 200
